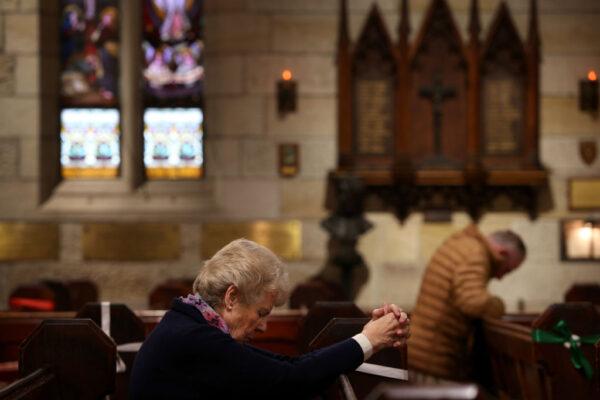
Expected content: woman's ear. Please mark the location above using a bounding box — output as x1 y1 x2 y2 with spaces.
223 284 239 311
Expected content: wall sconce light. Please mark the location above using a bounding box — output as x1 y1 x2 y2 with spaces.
579 70 598 112
561 219 600 261
277 69 297 116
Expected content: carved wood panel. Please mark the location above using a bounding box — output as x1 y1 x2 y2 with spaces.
481 2 527 170
332 0 546 220
351 5 397 169
410 0 467 168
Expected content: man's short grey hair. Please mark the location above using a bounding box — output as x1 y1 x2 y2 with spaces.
193 238 290 308
489 230 526 257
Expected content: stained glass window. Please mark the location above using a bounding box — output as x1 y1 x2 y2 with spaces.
60 0 119 106
60 0 120 179
143 0 204 180
61 108 120 178
144 108 204 179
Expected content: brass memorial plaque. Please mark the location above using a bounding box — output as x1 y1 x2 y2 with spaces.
483 76 523 155
569 178 600 210
0 223 59 261
355 78 393 155
201 220 302 261
83 223 180 261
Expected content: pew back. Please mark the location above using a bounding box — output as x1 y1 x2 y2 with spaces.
76 303 145 345
0 319 115 400
299 301 365 352
482 317 550 399
0 312 74 362
483 303 600 400
564 284 600 305
310 318 408 400
532 302 600 400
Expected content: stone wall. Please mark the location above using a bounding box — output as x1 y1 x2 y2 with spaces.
0 0 598 311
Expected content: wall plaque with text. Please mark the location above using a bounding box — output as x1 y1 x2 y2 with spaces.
201 220 301 261
354 78 394 155
569 178 600 210
0 223 59 261
482 75 523 155
350 5 396 164
83 223 180 261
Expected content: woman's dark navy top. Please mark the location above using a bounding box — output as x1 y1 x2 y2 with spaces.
129 299 363 399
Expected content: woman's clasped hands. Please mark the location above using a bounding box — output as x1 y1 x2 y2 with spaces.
361 303 411 352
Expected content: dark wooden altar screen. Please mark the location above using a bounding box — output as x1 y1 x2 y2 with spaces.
331 0 546 222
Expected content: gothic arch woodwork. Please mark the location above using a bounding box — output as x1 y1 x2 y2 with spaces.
409 0 468 168
331 0 547 222
481 2 527 170
351 5 397 170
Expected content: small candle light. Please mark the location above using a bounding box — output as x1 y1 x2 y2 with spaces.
277 69 297 115
579 69 598 112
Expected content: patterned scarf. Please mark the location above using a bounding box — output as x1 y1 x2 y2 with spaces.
180 293 230 334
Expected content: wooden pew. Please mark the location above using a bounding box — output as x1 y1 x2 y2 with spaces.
0 307 305 388
148 279 194 309
501 312 539 327
0 312 74 363
76 303 145 347
481 316 547 399
565 283 600 304
0 303 147 399
0 319 115 399
8 280 98 312
298 301 365 352
249 309 305 356
309 317 408 400
76 303 147 400
482 302 600 400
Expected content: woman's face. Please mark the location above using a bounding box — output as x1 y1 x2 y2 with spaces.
222 289 276 342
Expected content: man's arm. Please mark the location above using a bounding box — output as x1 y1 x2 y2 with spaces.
452 249 505 318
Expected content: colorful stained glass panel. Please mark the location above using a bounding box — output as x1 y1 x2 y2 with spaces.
61 108 120 178
144 108 204 179
142 0 204 103
60 0 119 106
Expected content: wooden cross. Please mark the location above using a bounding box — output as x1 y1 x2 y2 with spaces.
419 75 456 158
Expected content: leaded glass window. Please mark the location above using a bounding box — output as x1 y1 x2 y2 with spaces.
144 108 204 179
142 0 205 180
61 108 120 178
59 0 120 179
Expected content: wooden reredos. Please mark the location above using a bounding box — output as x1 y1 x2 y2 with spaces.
333 0 547 221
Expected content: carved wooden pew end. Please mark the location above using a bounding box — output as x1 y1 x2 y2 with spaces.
483 302 600 400
0 319 116 400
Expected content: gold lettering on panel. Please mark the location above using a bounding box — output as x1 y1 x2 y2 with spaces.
483 77 523 155
83 223 180 261
355 79 393 155
201 220 302 261
0 223 59 260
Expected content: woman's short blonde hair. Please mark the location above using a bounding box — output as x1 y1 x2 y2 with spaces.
193 238 290 308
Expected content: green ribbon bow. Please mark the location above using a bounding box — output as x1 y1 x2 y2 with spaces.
532 319 600 380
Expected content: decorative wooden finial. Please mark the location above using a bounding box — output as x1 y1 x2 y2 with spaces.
398 0 410 45
527 0 540 49
468 0 480 43
338 0 349 47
